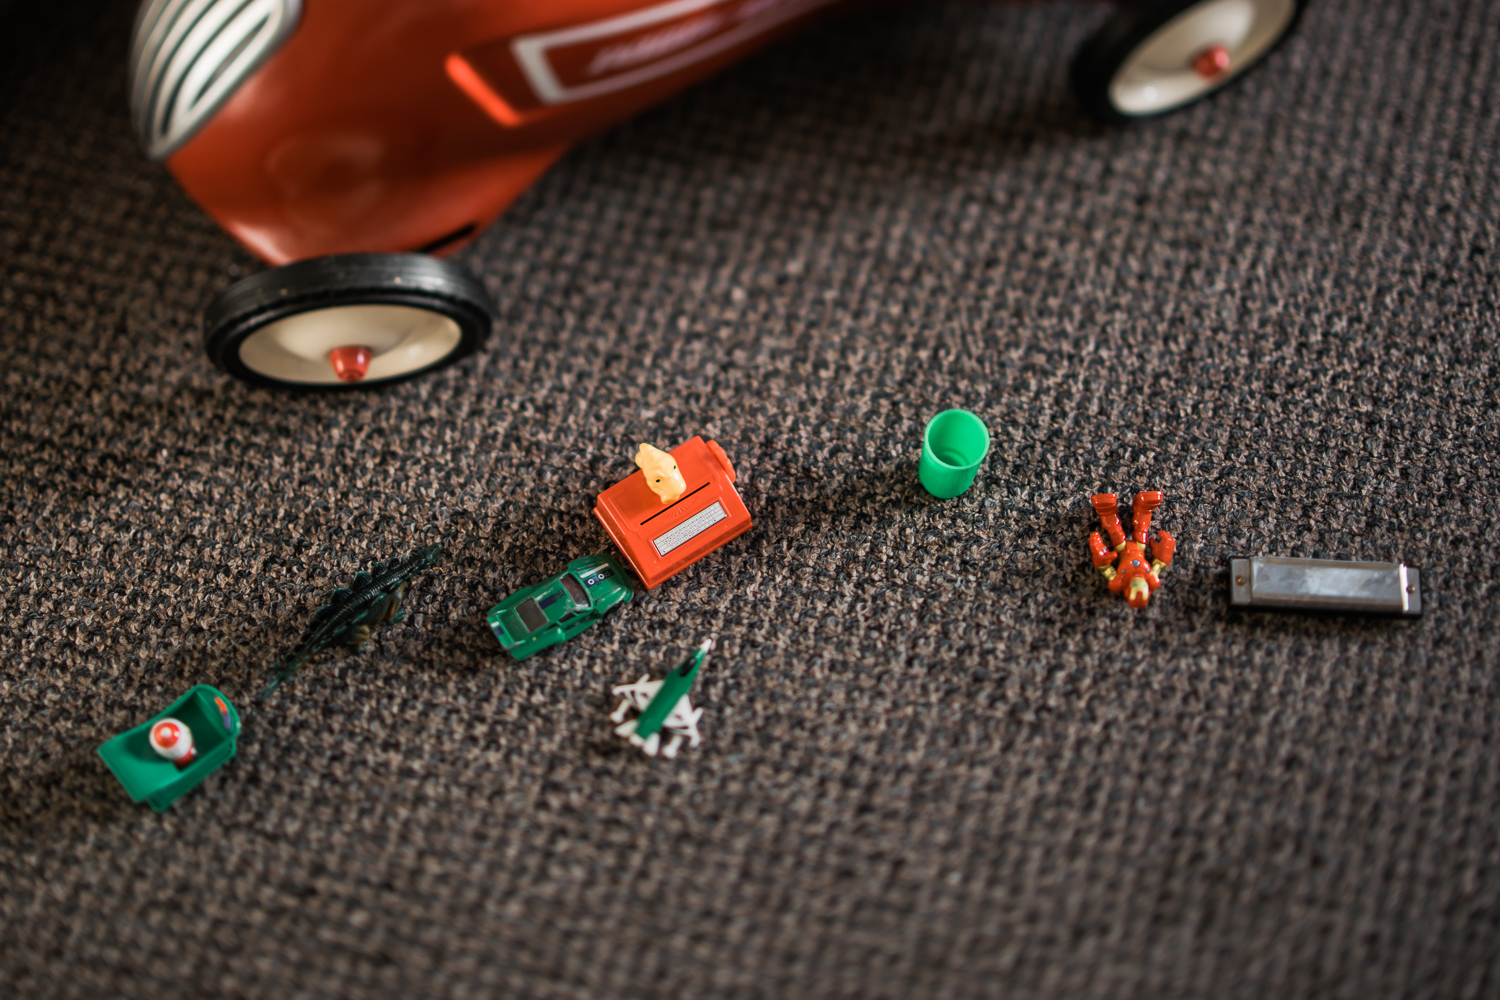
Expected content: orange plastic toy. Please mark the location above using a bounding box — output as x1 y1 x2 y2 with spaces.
595 437 751 589
1088 491 1176 608
131 0 1305 264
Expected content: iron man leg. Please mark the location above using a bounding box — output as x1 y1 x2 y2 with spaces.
1092 494 1126 550
1131 491 1164 544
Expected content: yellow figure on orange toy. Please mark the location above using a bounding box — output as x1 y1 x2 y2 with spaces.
1088 491 1177 608
635 443 687 503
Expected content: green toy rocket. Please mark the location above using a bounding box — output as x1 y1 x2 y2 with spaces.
611 638 711 757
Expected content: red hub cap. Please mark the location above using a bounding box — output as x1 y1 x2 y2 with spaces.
328 345 373 383
1191 43 1232 80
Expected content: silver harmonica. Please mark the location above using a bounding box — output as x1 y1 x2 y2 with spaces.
1229 557 1422 616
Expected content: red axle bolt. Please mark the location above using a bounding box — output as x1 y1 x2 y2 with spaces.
1191 43 1232 80
328 345 373 383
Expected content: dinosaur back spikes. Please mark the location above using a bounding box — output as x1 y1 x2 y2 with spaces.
261 543 443 700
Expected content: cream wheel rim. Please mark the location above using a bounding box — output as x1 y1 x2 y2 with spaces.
1109 0 1297 115
236 303 463 385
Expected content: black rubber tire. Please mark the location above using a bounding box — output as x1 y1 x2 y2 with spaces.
204 253 496 390
1071 0 1306 124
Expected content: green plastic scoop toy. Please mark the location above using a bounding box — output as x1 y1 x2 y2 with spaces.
97 685 241 812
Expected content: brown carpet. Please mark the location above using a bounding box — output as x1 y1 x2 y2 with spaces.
3 1 1498 997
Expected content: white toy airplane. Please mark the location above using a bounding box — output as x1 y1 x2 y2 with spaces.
610 638 710 758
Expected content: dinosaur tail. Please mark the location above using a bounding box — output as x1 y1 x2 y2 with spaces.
260 651 313 701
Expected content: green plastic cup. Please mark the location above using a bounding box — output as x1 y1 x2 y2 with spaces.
919 409 990 498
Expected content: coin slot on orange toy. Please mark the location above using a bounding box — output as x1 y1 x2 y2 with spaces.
594 437 750 590
640 483 710 524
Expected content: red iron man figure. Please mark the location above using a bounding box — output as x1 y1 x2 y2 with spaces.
1088 491 1176 608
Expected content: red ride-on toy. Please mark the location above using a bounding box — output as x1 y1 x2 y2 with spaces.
133 0 1304 387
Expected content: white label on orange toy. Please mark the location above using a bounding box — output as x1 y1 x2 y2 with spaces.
512 0 840 105
653 501 727 556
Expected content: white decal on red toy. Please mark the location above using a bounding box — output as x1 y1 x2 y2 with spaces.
652 501 728 556
512 0 840 104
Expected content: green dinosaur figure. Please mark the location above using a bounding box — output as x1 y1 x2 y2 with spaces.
262 544 442 700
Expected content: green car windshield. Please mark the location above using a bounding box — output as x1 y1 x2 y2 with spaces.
515 575 592 634
562 575 589 608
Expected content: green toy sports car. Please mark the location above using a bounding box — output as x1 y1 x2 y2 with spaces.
486 553 633 660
